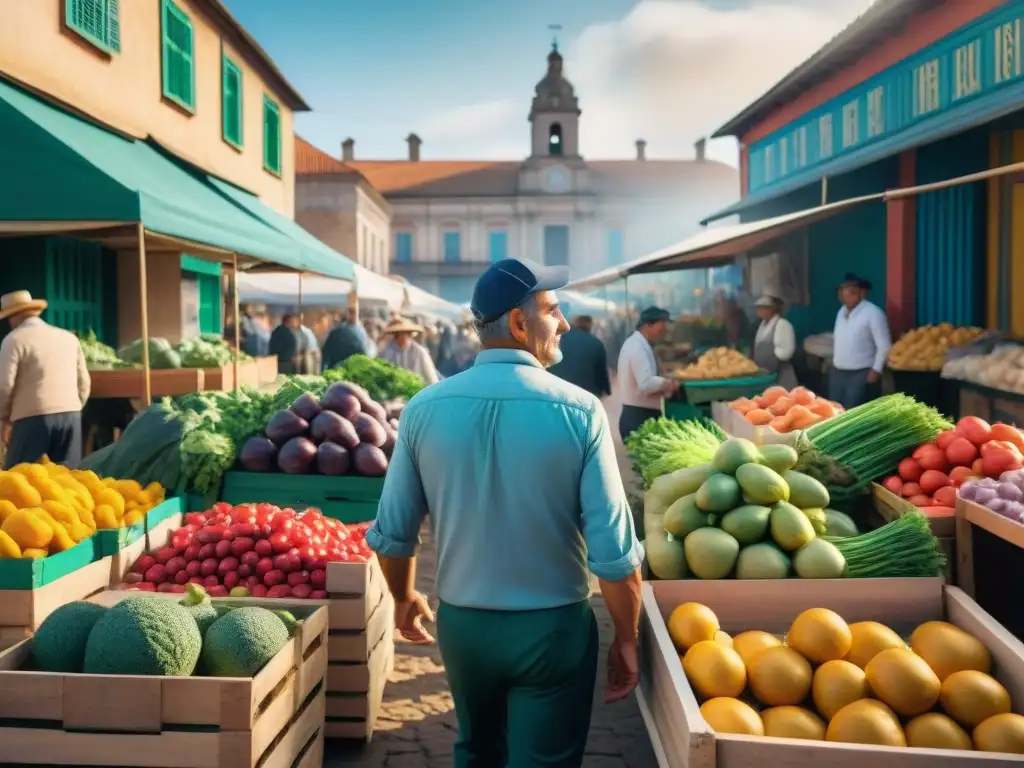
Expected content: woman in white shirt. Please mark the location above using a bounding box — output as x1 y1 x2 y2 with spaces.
752 295 798 390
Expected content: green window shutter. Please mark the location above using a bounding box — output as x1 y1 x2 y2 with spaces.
66 0 120 54
161 0 195 111
222 55 243 147
262 95 281 175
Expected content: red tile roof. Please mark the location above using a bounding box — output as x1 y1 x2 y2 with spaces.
346 161 521 196
295 137 355 174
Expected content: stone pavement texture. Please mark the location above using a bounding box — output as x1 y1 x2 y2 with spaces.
325 378 660 767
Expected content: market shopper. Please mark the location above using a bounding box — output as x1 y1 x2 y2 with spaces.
379 316 440 385
829 273 892 409
0 291 91 468
268 313 303 375
322 307 372 369
616 306 678 440
753 294 798 389
366 257 644 768
548 313 612 398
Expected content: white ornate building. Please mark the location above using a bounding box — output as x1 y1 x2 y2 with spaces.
298 45 738 303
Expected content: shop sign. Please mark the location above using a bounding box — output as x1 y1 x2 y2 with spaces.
748 4 1024 194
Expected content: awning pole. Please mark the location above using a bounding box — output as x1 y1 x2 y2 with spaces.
232 254 240 392
297 273 304 324
136 223 152 407
821 176 828 205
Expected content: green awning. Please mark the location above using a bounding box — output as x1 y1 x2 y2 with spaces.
207 176 354 281
0 78 353 279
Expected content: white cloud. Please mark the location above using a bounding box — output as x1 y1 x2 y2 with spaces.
416 0 874 164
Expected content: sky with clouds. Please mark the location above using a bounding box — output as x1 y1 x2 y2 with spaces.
227 0 876 166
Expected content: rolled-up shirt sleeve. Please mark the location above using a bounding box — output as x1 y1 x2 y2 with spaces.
628 341 669 396
366 432 428 558
579 406 645 581
870 309 893 373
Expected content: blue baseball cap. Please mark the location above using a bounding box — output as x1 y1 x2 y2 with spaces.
470 258 569 324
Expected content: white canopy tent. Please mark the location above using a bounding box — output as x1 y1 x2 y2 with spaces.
559 289 617 314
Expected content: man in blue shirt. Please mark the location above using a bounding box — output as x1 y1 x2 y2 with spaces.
366 257 644 768
829 273 892 409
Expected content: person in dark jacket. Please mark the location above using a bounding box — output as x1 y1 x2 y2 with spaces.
322 307 372 370
269 314 303 374
548 314 612 398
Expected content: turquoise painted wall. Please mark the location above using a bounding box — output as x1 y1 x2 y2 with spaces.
741 158 897 340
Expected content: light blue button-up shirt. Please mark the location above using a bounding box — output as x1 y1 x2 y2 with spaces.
366 348 644 611
832 300 892 373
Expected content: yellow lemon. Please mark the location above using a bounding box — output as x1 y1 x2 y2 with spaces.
667 602 719 651
683 640 747 699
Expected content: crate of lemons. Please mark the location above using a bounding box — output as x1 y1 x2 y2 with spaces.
668 601 1024 755
0 458 165 559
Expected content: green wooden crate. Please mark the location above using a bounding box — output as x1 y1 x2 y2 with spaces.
682 373 778 405
93 495 189 556
220 472 384 524
0 534 101 590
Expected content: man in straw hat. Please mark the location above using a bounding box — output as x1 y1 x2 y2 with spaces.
379 316 440 385
366 258 643 767
0 291 91 468
830 272 892 409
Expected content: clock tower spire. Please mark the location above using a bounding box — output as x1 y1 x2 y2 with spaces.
529 31 581 159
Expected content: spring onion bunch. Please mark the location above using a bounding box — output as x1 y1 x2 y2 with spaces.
827 511 946 578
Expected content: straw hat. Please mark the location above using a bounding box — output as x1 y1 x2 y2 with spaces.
383 316 424 335
0 290 47 321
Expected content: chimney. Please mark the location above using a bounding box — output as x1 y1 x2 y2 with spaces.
695 137 707 161
406 133 422 162
341 138 354 161
635 139 647 161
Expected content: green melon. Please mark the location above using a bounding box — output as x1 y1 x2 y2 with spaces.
664 493 711 538
695 474 742 513
646 531 689 580
769 501 816 552
824 509 860 538
712 438 761 475
720 505 771 545
736 463 790 505
735 542 791 579
684 527 740 579
758 444 799 473
783 471 830 508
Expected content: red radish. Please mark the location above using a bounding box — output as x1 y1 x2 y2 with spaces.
240 551 260 568
169 584 186 593
949 466 976 486
309 589 328 599
898 458 923 482
217 557 239 576
157 582 176 593
132 555 156 575
936 430 958 450
203 574 221 588
250 584 269 597
200 558 219 577
264 569 286 587
197 525 227 544
254 538 273 557
207 585 229 597
185 512 208 526
223 571 240 590
144 564 167 584
153 547 177 565
310 569 327 588
273 553 294 573
266 585 292 599
231 522 257 538
198 543 216 560
183 543 202 562
122 571 143 584
269 532 292 554
256 557 274 576
231 537 255 557
907 494 932 507
238 564 252 578
287 570 310 587
916 445 950 473
957 416 993 446
244 575 261 590
214 539 232 559
882 475 903 495
291 583 313 599
932 486 957 507
185 560 202 577
901 482 922 498
171 531 192 551
188 576 204 585
174 570 190 585
134 582 157 591
944 437 978 467
164 556 186 575
919 470 951 495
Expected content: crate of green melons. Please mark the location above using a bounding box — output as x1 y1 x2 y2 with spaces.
643 437 947 582
638 577 1024 766
0 589 328 768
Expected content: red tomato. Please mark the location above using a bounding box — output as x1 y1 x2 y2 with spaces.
957 416 993 446
982 448 1024 478
901 482 923 498
919 469 951 496
981 440 1024 459
991 423 1024 452
898 458 924 483
935 430 958 450
916 445 950 473
949 465 977 487
944 437 979 468
882 476 903 496
972 457 985 475
907 494 933 507
932 486 957 508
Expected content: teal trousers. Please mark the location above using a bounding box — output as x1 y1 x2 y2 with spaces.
437 599 599 768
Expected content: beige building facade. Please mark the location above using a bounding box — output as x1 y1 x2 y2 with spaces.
308 46 738 302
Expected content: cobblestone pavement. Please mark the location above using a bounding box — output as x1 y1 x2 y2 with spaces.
325 379 659 767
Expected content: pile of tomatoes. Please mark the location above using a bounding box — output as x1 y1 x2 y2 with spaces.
120 503 373 597
881 417 1024 511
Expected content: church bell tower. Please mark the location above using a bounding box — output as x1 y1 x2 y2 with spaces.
529 40 581 159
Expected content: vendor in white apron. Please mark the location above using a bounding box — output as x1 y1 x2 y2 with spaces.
752 294 798 390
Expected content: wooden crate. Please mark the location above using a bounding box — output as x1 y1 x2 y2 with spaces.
959 385 993 422
255 356 279 386
221 472 384 524
323 556 395 741
89 368 206 399
0 554 113 638
0 593 329 768
637 577 1024 768
201 364 235 391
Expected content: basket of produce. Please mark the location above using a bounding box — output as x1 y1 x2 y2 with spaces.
638 577 1024 765
643 437 946 582
889 324 985 372
673 348 761 382
727 386 844 443
0 589 327 767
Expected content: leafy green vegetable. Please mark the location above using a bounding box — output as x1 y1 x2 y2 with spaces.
77 331 136 370
119 338 182 369
175 336 251 368
626 417 726 487
324 355 424 401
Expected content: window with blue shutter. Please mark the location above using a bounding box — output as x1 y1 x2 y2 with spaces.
161 0 195 111
263 95 281 175
222 54 243 148
66 0 120 54
395 232 413 263
443 231 461 263
488 231 508 262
